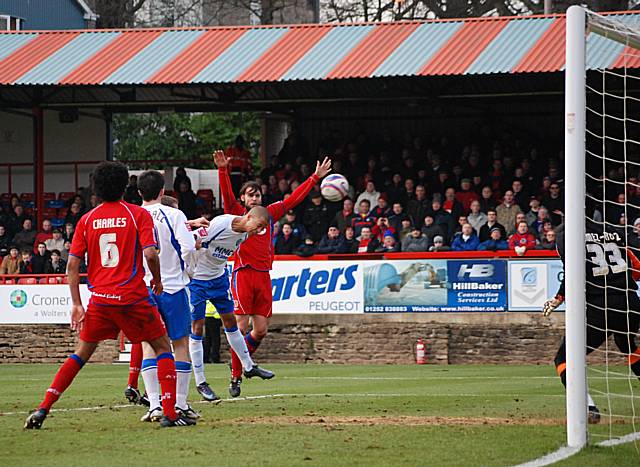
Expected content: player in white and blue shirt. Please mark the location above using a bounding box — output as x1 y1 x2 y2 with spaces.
188 209 275 391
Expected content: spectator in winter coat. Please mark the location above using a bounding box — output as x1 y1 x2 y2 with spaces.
542 181 564 225
280 210 308 239
479 209 507 243
63 223 75 242
508 221 537 254
455 179 479 213
371 217 395 243
333 198 356 233
33 219 53 252
388 202 412 233
478 185 497 214
357 226 378 253
31 242 50 274
177 180 198 220
352 200 376 237
64 202 83 226
274 223 300 255
426 199 455 240
478 227 509 251
536 229 558 250
343 226 358 254
467 200 487 234
429 235 450 252
293 235 317 257
0 225 11 256
13 219 37 251
525 198 542 227
303 192 330 242
316 226 348 254
511 178 530 212
60 240 71 263
370 194 391 219
497 190 522 237
408 185 430 229
0 246 21 274
402 227 429 252
45 229 65 252
378 231 400 253
421 214 446 246
451 223 480 251
355 181 381 210
397 218 413 244
19 249 33 274
124 175 143 205
44 250 67 274
443 187 464 220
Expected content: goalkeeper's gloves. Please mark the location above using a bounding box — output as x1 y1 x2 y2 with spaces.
542 295 564 317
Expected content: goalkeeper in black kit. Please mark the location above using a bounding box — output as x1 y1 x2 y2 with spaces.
543 219 640 423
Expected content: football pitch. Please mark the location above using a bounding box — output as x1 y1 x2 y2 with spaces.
1 364 639 466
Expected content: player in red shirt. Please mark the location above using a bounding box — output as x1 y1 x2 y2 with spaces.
214 150 332 397
24 162 194 429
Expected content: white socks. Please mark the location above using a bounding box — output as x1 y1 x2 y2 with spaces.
141 358 160 411
189 334 206 386
175 361 191 409
224 326 254 371
588 393 596 407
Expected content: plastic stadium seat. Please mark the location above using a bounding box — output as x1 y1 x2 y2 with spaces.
58 192 75 201
51 218 65 228
61 277 69 284
18 278 37 285
23 201 35 209
42 208 57 219
43 192 56 201
197 189 214 200
0 279 4 284
4 279 15 285
38 278 48 284
46 200 65 209
1 193 12 201
20 193 34 201
48 277 60 284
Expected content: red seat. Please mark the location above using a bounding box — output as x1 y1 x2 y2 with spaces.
43 192 56 201
20 193 34 201
4 279 15 285
197 189 214 200
42 208 57 218
0 279 4 284
58 208 68 218
1 193 12 201
61 277 69 284
18 277 37 285
58 192 75 201
48 277 60 284
38 278 48 284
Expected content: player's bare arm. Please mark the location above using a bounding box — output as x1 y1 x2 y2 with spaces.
187 217 210 229
143 247 163 295
67 255 85 332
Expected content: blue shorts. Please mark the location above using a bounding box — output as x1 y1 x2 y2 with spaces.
148 288 191 341
188 274 234 321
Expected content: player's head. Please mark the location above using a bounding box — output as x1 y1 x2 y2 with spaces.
244 206 270 235
92 161 129 202
239 181 262 209
161 195 179 209
137 170 165 202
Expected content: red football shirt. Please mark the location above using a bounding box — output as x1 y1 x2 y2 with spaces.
69 201 157 305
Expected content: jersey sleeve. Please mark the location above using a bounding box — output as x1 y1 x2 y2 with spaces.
138 209 157 249
218 167 245 215
69 216 87 259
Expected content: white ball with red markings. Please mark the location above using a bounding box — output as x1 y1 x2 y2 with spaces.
320 174 349 202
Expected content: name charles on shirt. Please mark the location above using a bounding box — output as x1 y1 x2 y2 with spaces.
93 217 128 229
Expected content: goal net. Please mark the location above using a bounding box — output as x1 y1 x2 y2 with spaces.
566 6 640 449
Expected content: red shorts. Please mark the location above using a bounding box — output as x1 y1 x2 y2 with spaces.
79 298 167 344
231 267 272 318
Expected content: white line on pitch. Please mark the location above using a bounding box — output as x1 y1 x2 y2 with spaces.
512 446 582 467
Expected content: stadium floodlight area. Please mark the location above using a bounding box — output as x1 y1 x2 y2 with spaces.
565 5 640 451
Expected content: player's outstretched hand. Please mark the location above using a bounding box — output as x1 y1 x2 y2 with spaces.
315 157 332 179
542 297 563 317
213 149 230 168
187 217 210 229
71 304 85 332
152 281 163 296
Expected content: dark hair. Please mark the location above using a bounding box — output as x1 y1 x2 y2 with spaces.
137 170 165 201
240 181 261 198
359 199 370 206
51 249 61 256
20 249 31 256
92 162 128 202
487 209 497 215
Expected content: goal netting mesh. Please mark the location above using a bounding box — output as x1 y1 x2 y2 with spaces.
584 10 640 446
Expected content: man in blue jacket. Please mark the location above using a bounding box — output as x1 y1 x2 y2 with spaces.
451 223 480 251
478 227 509 251
316 225 348 254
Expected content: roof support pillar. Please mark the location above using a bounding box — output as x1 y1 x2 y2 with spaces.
33 106 44 230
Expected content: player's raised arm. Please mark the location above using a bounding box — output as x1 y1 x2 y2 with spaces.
214 149 243 214
277 157 332 217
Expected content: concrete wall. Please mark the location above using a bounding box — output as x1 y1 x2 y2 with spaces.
0 109 106 194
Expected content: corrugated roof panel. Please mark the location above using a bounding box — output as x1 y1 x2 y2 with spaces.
60 31 163 85
104 30 204 85
237 27 330 83
0 33 37 62
421 19 508 76
0 32 79 84
192 28 287 83
467 17 553 75
327 23 420 79
372 22 462 77
148 29 245 84
282 25 373 81
16 32 119 85
513 18 565 73
591 14 640 70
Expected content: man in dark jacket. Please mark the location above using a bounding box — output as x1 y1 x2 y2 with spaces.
44 249 67 274
426 199 454 241
316 226 347 254
303 192 330 242
402 227 429 252
408 185 430 229
333 198 356 233
479 209 507 243
388 202 412 233
274 223 300 255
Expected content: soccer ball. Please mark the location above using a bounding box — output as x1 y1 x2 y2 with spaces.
321 174 349 202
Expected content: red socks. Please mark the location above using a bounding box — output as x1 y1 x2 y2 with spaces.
40 354 84 412
127 343 143 389
156 352 178 420
231 332 261 378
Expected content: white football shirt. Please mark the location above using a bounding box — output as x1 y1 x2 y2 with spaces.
190 214 247 281
142 203 196 294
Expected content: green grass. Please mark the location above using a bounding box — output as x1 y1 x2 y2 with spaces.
1 364 639 466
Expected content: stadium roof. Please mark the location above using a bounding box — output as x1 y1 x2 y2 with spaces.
0 12 639 88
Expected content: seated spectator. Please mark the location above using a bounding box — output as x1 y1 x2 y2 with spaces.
280 210 308 239
427 198 454 240
124 175 142 205
451 215 475 241
31 242 50 274
388 202 412 233
19 249 33 274
479 209 507 243
508 221 537 255
370 194 391 219
0 225 11 256
45 229 65 252
274 223 300 255
343 226 358 254
64 201 83 226
511 178 530 212
451 223 480 251
442 187 464 220
356 181 380 209
303 192 329 242
386 173 405 204
529 207 549 238
429 235 450 252
497 190 522 237
408 185 430 229
402 226 429 252
13 219 37 251
422 214 445 246
402 178 416 204
60 240 72 262
378 231 400 253
525 198 542 226
397 218 413 243
34 219 53 252
537 229 558 250
352 200 376 237
478 227 509 251
333 198 356 233
479 185 496 213
372 216 395 243
293 235 316 257
542 181 564 225
63 222 75 242
455 179 479 213
7 205 28 239
357 226 378 253
44 249 67 274
467 200 487 234
0 245 21 275
316 226 347 254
